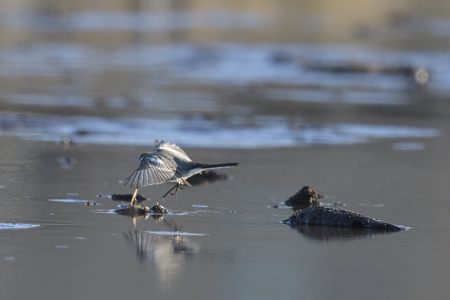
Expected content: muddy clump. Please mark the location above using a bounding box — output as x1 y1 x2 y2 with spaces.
114 204 168 217
285 186 322 210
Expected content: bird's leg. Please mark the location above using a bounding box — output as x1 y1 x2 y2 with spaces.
171 185 184 197
162 183 180 199
130 188 139 206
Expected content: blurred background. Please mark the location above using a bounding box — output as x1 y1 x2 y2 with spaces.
1 0 449 147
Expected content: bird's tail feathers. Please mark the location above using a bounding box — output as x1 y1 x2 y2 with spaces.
196 162 239 170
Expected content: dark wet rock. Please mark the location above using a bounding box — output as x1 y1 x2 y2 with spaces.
111 193 148 203
285 186 322 210
187 170 228 186
283 206 402 232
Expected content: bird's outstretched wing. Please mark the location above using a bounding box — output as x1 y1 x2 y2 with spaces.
121 153 176 188
154 139 192 162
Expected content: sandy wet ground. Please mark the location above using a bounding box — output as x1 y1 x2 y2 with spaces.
1 134 450 300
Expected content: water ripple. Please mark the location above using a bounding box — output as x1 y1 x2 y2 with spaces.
145 230 207 237
0 223 40 230
0 112 440 148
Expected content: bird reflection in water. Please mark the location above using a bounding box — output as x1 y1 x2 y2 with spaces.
123 218 200 285
129 212 158 228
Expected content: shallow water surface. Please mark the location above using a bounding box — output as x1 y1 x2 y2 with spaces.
1 137 450 300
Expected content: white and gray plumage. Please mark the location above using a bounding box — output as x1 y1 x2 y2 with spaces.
122 139 238 205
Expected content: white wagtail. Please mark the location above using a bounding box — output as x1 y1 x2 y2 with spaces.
122 139 238 206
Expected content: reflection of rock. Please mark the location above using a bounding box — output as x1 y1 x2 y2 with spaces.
111 193 148 203
285 186 322 210
186 170 228 186
293 225 393 241
284 206 402 231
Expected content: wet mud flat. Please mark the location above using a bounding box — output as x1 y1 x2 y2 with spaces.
1 135 450 300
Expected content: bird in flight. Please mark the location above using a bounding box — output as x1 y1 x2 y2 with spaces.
122 139 238 206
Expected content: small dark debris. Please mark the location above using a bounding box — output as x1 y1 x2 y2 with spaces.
84 201 97 206
270 50 294 64
75 129 90 136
